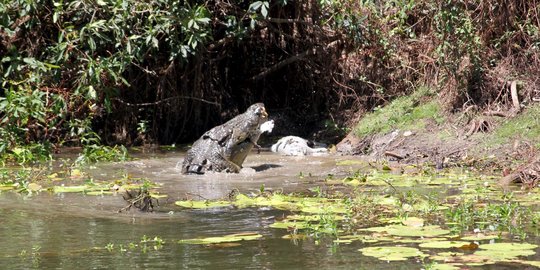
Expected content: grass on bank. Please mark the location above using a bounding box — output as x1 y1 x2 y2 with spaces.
485 104 540 148
354 87 444 138
353 86 540 152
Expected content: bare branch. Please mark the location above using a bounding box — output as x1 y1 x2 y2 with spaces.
250 40 340 81
113 96 220 107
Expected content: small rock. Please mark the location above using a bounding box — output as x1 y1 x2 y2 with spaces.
403 131 413 137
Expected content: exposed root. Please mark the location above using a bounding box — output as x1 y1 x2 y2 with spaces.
510 80 521 112
119 189 157 212
499 155 540 188
465 118 493 137
384 151 406 160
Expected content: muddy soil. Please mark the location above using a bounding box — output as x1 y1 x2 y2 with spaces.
335 117 539 186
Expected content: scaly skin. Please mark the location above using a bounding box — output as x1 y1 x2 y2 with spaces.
181 103 268 174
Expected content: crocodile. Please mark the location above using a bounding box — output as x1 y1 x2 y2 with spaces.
181 103 269 174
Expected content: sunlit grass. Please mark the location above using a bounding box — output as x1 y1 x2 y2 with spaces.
485 104 540 147
354 87 444 138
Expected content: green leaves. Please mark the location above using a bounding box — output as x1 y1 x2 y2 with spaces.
0 0 292 164
249 1 270 18
182 5 211 50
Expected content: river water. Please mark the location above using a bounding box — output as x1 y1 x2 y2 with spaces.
0 152 380 269
0 151 535 269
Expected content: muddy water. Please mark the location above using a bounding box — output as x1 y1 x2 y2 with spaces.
0 152 401 269
0 151 534 269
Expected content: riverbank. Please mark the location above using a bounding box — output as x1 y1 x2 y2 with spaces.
336 89 540 187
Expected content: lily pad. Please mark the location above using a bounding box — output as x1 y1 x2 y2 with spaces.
269 220 308 229
333 239 353 244
53 185 109 193
474 249 536 261
150 193 168 199
460 233 502 241
394 237 450 244
478 242 538 251
430 252 493 265
472 242 538 261
360 224 451 237
286 214 345 221
175 200 231 209
359 246 426 261
431 243 537 265
336 160 365 166
401 217 424 227
233 194 305 211
419 240 471 249
0 185 15 191
178 232 262 245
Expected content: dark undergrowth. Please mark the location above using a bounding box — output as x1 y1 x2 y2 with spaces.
0 0 539 164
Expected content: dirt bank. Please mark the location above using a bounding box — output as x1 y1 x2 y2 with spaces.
336 104 540 187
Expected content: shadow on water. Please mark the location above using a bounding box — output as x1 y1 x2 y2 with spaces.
251 163 283 172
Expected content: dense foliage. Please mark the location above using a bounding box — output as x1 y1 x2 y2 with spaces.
1 0 539 163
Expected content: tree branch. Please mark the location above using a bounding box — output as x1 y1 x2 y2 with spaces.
250 40 340 81
113 96 219 107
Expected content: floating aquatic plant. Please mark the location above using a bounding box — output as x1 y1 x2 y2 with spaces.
360 224 451 238
178 233 263 245
174 200 231 209
359 246 426 261
418 240 471 249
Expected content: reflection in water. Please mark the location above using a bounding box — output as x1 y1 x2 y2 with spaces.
0 152 402 269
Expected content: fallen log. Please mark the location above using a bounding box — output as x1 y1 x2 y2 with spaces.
384 151 405 160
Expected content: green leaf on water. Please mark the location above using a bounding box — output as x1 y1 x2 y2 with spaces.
0 185 15 191
359 246 426 261
174 200 231 209
269 220 307 229
150 193 168 199
333 239 353 244
430 242 538 265
401 216 424 227
430 252 490 265
360 224 451 237
86 191 114 196
478 242 538 251
393 237 450 244
178 232 262 245
53 185 109 193
336 160 365 166
286 214 344 221
419 240 471 249
460 233 502 241
474 248 536 260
